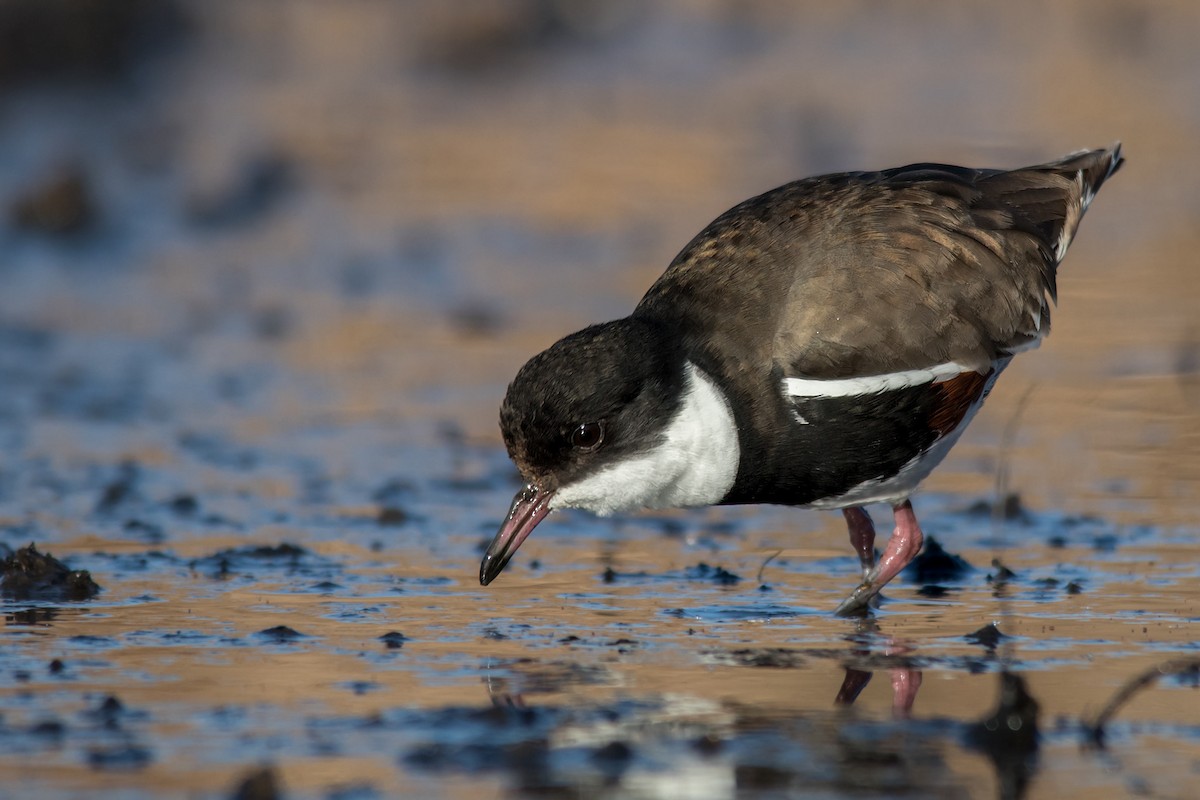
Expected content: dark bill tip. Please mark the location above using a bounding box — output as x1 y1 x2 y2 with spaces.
479 483 552 586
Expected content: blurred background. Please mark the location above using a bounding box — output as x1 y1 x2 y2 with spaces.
0 3 1198 797
2 0 1197 527
1 0 1197 514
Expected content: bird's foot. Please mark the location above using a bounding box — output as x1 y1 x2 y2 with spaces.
834 500 925 616
834 581 880 616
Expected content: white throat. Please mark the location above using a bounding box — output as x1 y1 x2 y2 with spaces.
551 362 740 516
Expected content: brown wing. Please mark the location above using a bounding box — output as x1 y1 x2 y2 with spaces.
635 146 1123 379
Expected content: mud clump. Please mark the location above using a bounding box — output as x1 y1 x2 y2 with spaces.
379 631 409 650
255 625 307 643
906 536 972 584
87 744 153 771
186 151 297 231
0 543 101 601
230 765 281 800
95 460 142 514
966 492 1030 523
965 623 1008 651
376 506 410 527
189 543 315 579
726 648 807 669
9 163 97 237
684 562 741 585
988 559 1018 585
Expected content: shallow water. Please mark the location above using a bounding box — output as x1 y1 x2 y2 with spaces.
1 2 1198 798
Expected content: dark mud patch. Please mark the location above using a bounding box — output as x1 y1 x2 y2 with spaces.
229 765 282 800
0 691 154 773
177 431 261 471
484 659 619 696
188 543 323 580
375 506 411 527
683 562 743 585
185 150 297 232
963 492 1032 524
988 558 1019 586
965 623 1008 650
254 625 308 643
704 644 1012 678
9 162 98 237
89 550 177 574
722 648 809 669
906 536 973 585
379 631 409 649
0 544 101 601
5 607 60 626
602 561 742 587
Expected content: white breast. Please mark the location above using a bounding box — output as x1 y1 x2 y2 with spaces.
551 362 740 515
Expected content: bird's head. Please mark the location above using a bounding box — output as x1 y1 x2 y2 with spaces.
480 317 718 586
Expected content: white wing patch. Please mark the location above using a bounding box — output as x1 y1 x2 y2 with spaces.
783 361 973 400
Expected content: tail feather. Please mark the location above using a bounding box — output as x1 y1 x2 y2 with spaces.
979 143 1124 301
1050 143 1123 261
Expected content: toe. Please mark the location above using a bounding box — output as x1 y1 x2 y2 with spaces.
835 583 877 617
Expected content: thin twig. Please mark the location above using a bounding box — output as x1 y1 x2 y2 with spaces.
993 384 1035 530
1085 657 1200 747
756 549 782 585
992 385 1034 669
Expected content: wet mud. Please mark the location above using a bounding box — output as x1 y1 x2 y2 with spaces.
1 2 1199 799
1 544 101 601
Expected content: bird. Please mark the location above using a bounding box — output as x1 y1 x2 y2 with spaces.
479 144 1123 615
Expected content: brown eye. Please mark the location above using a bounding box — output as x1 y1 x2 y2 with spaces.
569 422 605 451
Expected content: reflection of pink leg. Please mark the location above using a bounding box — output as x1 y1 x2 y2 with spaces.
843 506 876 579
831 633 924 715
835 500 925 616
885 638 922 716
890 668 923 717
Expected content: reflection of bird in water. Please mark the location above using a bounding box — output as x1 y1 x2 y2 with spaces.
835 618 923 718
481 145 1123 614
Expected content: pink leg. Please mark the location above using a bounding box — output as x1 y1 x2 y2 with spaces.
835 500 925 616
843 506 876 579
